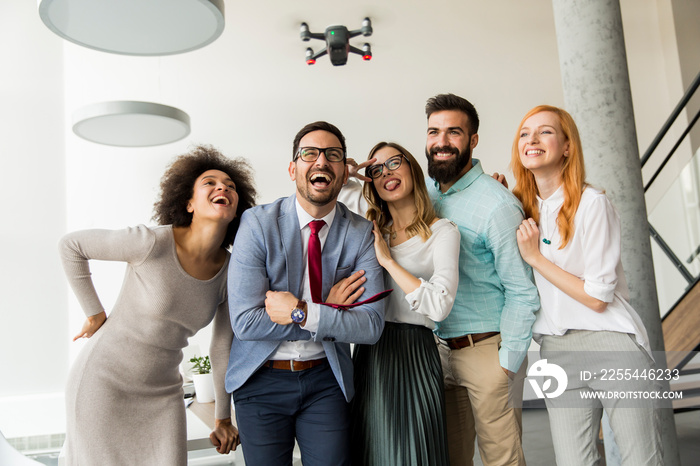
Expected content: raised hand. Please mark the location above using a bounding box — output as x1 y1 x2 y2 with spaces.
347 157 377 183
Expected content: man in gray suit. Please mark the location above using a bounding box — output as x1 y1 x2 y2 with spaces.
225 121 386 466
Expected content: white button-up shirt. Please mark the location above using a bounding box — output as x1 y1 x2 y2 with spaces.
269 199 336 361
531 185 652 356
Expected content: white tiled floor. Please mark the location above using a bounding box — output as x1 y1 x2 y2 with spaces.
12 407 700 465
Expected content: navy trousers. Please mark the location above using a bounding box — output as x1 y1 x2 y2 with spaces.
232 360 351 466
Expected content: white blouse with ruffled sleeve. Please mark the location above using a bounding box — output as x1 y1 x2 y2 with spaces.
383 218 461 329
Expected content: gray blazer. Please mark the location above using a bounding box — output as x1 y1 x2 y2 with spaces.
225 194 386 401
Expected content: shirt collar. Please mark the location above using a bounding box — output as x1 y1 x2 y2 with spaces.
537 184 565 212
431 158 484 194
295 199 336 230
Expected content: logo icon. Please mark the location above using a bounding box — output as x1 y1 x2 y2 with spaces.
527 359 568 399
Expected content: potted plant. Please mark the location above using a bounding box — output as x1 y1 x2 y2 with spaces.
189 355 215 403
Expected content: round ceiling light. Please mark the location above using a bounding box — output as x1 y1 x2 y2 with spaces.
38 0 225 56
72 101 191 147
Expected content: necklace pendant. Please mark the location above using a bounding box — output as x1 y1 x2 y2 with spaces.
542 238 551 245
391 231 397 240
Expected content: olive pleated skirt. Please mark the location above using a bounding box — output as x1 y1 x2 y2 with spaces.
350 322 450 466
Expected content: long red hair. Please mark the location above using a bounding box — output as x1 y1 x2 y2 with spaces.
510 105 587 248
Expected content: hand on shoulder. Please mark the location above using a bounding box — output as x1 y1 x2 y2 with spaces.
491 172 509 189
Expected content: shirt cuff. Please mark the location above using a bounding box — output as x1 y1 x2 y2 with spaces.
405 278 443 307
301 302 320 333
404 278 424 310
499 346 526 373
583 279 615 303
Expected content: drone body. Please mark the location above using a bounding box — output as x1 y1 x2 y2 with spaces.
300 18 373 66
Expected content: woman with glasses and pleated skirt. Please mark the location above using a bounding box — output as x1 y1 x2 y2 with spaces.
345 142 460 466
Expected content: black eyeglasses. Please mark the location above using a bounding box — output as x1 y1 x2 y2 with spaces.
366 154 408 179
295 147 346 163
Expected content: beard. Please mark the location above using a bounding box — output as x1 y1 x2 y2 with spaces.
296 168 342 207
426 144 472 185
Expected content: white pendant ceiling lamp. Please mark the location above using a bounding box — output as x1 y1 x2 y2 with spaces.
73 101 191 147
38 0 225 56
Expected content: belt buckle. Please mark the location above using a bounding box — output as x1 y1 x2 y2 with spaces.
447 334 473 350
290 360 299 372
443 337 460 349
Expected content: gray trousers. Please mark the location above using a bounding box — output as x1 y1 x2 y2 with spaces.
540 330 663 466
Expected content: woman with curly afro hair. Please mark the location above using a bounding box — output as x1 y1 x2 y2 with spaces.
59 145 257 465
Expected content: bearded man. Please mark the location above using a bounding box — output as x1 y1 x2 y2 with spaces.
424 93 540 466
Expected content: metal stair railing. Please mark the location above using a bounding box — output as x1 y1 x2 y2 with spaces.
642 68 700 293
644 70 700 412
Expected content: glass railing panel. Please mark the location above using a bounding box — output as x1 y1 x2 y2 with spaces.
647 148 700 317
650 240 695 318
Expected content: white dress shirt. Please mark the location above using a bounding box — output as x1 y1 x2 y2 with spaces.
269 199 336 361
531 185 652 356
338 178 369 216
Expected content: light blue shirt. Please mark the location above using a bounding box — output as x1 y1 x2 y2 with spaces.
429 159 540 372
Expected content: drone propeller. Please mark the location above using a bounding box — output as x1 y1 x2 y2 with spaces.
300 22 325 42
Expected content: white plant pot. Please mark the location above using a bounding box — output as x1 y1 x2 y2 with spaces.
192 373 215 403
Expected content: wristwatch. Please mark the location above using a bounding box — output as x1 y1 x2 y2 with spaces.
291 299 307 324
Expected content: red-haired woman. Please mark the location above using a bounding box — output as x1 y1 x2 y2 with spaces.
511 106 663 466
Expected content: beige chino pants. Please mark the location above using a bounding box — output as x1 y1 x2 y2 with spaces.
439 334 527 466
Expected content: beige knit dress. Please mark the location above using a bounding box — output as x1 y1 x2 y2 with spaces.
59 225 233 465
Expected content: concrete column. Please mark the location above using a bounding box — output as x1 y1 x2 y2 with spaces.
551 1 680 465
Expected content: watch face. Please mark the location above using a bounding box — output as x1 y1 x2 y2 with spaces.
291 308 305 324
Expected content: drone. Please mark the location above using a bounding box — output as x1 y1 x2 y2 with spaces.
300 17 373 66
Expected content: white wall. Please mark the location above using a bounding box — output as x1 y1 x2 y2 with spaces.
0 0 68 438
0 1 67 394
0 0 695 436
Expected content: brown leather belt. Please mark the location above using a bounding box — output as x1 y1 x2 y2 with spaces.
266 358 327 372
444 332 499 350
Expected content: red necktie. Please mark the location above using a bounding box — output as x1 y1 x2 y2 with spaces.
307 219 393 309
308 220 325 303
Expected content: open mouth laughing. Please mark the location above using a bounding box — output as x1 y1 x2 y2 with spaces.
309 171 333 188
211 195 230 205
